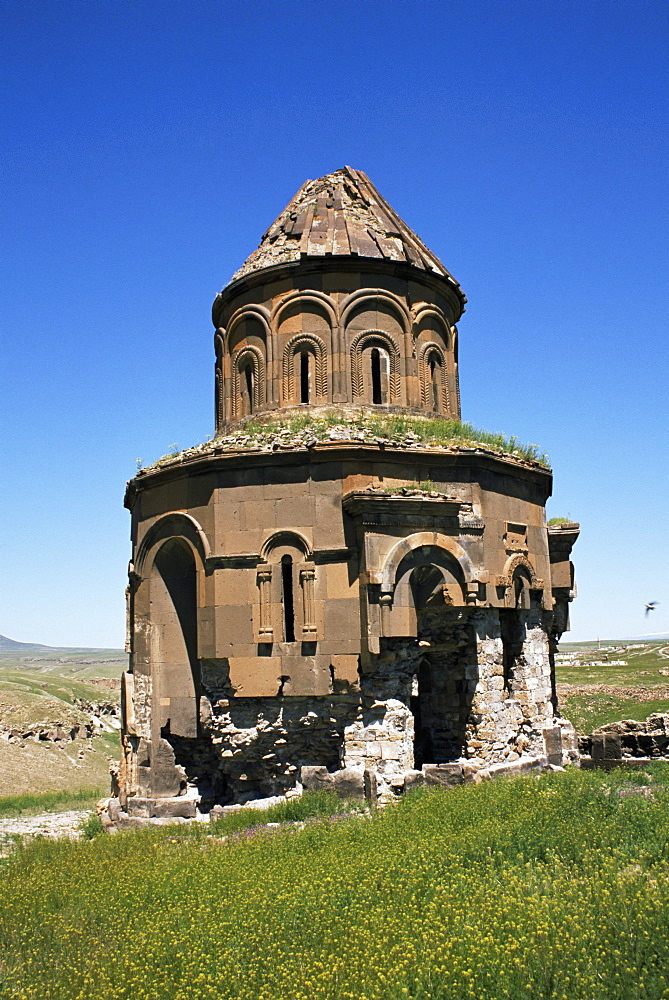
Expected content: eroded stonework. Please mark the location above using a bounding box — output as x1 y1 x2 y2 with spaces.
118 168 579 813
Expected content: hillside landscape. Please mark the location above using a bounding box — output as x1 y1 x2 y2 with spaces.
0 640 123 798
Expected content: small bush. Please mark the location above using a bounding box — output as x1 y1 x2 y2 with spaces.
79 812 103 840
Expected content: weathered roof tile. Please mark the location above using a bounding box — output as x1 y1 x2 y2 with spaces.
228 167 462 292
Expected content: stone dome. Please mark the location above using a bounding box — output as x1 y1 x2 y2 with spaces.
213 168 467 431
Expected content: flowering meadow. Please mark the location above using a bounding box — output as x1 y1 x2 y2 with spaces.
1 766 668 1000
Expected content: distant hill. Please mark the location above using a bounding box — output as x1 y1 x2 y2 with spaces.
0 635 53 651
561 633 669 648
0 635 124 653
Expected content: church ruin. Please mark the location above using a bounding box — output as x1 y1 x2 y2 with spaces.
117 167 579 816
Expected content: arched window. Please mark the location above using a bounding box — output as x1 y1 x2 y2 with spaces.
350 331 400 404
231 345 265 418
419 343 449 415
429 351 441 411
256 532 319 643
281 336 328 404
363 344 389 404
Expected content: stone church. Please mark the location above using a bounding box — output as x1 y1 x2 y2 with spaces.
117 167 579 816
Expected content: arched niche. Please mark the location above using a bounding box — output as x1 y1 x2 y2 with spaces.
382 544 468 638
132 514 209 735
380 532 476 597
340 289 411 338
273 291 338 401
497 553 544 610
232 344 265 417
149 537 201 740
418 342 450 414
281 331 329 404
227 310 270 356
344 298 406 344
414 309 455 417
226 311 269 418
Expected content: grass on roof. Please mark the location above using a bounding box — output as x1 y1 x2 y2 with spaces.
144 412 549 470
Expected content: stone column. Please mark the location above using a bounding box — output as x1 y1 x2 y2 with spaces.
257 565 273 641
300 564 317 638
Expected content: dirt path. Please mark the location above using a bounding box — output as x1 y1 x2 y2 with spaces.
0 809 90 856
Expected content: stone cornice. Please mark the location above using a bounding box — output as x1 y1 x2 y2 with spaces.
125 441 552 510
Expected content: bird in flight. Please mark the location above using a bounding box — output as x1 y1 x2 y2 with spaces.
645 601 659 617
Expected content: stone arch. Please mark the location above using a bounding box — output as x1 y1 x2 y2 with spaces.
149 538 200 740
380 532 476 596
135 512 210 578
260 529 312 562
225 306 272 415
281 333 328 403
340 288 411 335
418 341 450 413
497 553 542 590
350 329 401 403
497 553 544 610
390 544 468 612
225 304 271 350
412 305 452 349
271 290 338 331
231 344 265 417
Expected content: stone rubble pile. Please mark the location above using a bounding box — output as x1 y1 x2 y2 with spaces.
143 419 543 473
580 713 669 766
0 701 120 746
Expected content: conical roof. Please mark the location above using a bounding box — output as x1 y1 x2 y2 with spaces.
229 167 463 294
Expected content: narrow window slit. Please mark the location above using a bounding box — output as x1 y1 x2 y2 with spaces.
281 555 295 642
244 366 254 413
300 351 310 403
371 348 382 404
430 354 440 411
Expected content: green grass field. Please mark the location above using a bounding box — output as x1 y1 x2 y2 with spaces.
1 769 668 1000
556 639 669 733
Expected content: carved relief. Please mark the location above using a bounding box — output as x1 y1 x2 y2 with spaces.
350 330 401 402
418 341 450 413
281 334 328 402
231 344 265 417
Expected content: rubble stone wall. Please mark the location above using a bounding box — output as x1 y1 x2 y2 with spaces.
119 606 575 804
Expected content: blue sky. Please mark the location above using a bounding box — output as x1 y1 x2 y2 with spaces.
1 0 667 646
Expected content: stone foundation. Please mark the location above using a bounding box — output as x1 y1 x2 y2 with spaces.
121 607 577 806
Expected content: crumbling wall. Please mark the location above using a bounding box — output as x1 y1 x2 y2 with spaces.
121 607 569 806
193 695 360 802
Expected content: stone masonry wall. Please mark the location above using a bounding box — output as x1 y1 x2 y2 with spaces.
143 607 565 805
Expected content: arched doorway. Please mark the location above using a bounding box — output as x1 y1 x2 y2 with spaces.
394 559 476 766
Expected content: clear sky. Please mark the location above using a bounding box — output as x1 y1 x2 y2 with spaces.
1 0 667 647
